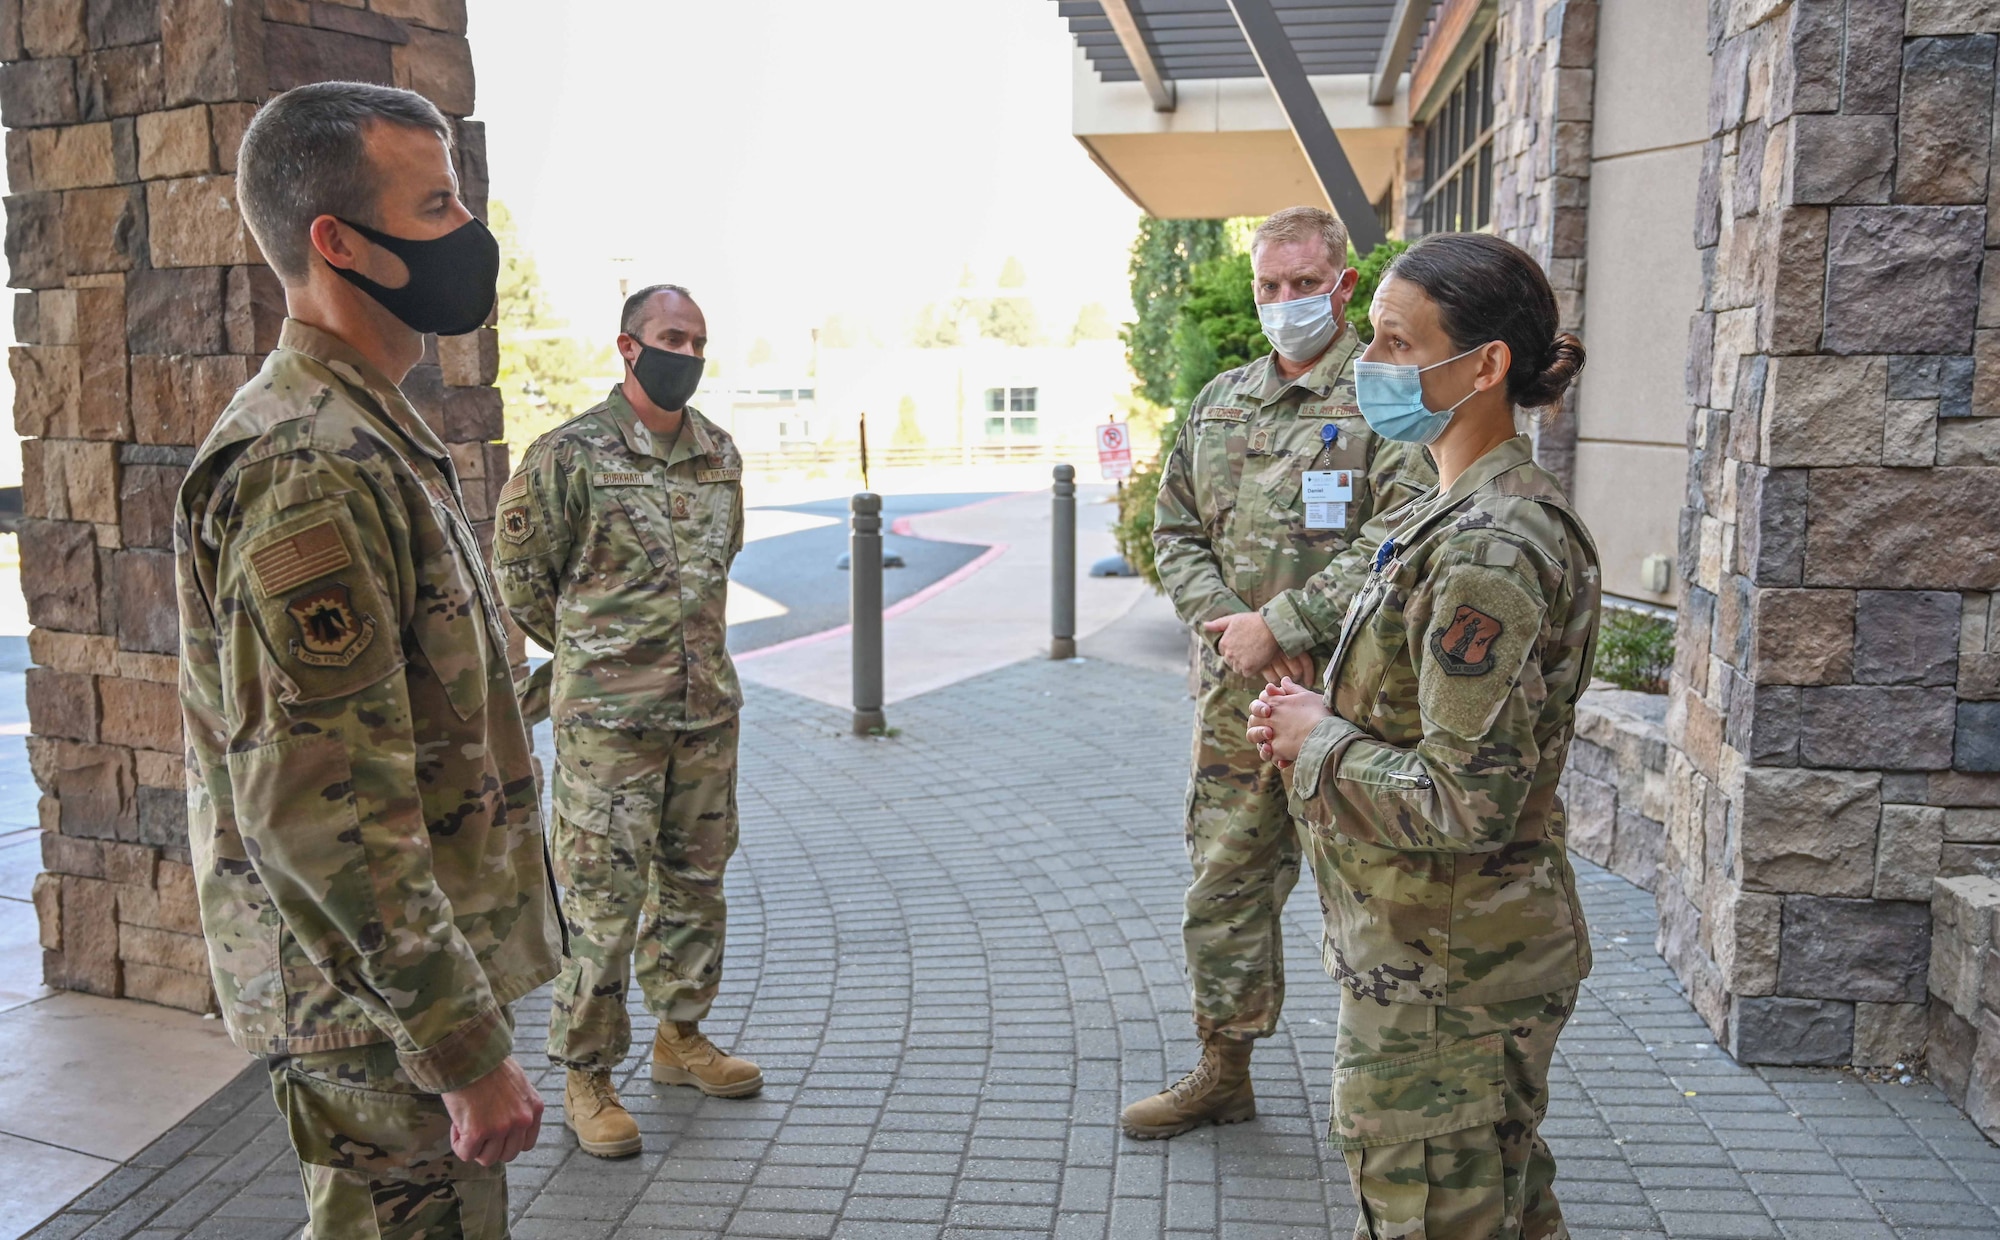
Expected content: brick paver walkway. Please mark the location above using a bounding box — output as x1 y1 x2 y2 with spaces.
27 656 2000 1240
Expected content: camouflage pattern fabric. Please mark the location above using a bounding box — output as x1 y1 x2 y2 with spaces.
544 720 740 1071
1288 434 1601 1009
1332 987 1577 1239
491 387 745 733
270 1036 509 1239
1184 660 1301 1040
175 319 563 1096
1154 330 1436 1040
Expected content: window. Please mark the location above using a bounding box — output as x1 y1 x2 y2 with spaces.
1009 417 1039 438
984 416 1007 439
985 386 1038 414
1419 34 1496 235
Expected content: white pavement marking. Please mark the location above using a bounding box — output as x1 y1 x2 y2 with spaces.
737 486 1145 707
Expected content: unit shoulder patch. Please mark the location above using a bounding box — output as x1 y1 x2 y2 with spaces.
1430 605 1504 677
498 503 534 544
247 519 352 598
284 582 377 667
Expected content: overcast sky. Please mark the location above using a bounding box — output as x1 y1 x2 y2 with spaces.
470 0 1144 368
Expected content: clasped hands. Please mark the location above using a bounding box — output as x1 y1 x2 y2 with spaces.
1247 676 1333 769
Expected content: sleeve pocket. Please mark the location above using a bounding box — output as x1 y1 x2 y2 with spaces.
238 499 403 707
1327 1031 1506 1150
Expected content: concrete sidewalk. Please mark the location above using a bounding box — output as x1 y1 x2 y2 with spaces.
737 485 1145 709
24 655 2000 1240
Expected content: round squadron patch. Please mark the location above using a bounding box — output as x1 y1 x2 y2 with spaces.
1430 605 1503 677
285 583 376 668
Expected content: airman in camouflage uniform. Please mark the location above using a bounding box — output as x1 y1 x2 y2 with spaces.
177 320 564 1236
1131 207 1436 1140
1266 432 1600 1238
493 284 759 1159
179 82 560 1239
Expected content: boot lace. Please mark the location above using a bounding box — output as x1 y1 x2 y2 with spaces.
1167 1049 1219 1101
575 1072 619 1113
667 1022 720 1064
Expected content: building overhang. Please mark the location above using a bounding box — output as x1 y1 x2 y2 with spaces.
1072 49 1407 219
1058 1 1421 231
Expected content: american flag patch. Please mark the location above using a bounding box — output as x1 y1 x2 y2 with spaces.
498 472 529 503
247 520 352 598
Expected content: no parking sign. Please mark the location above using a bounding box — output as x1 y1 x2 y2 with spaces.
1096 422 1133 480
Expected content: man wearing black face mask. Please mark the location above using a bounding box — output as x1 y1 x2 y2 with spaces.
174 83 561 1238
492 284 757 1158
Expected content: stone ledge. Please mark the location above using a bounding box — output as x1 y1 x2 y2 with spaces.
1561 685 1668 890
1928 872 2000 1141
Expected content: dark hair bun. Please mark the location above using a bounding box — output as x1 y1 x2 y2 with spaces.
1517 332 1585 408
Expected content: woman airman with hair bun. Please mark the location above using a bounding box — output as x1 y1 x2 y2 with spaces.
1249 232 1600 1240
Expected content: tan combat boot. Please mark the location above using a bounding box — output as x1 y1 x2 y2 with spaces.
652 1022 764 1097
1120 1035 1255 1139
564 1069 642 1158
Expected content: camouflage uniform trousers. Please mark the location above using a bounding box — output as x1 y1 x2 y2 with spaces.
1330 986 1578 1240
269 1035 509 1240
546 717 740 1071
1183 667 1304 1042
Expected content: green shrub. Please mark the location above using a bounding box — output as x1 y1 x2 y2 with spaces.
1346 239 1410 343
1595 607 1675 694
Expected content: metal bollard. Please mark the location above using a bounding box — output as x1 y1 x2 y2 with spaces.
850 492 887 735
1051 464 1076 660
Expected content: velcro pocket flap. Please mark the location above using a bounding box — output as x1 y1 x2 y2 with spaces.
1327 1031 1506 1150
551 761 614 836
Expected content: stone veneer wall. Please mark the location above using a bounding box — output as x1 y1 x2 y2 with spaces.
1560 686 1670 891
1660 0 2000 1069
6 0 507 1013
1929 873 2000 1140
1487 0 1597 494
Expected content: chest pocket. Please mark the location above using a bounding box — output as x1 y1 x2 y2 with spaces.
683 469 740 563
412 492 496 722
1330 555 1424 739
594 471 673 573
1194 416 1249 535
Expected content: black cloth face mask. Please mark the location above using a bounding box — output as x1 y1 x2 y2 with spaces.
631 344 704 412
328 215 500 337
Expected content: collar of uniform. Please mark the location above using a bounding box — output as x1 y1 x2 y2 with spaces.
1442 434 1537 507
1253 324 1357 407
606 385 714 465
276 318 449 461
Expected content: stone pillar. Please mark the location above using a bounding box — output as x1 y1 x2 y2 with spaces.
1661 0 2000 1068
1489 0 1598 492
6 0 507 1013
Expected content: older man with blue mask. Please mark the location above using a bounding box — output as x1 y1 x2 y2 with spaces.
1124 207 1438 1140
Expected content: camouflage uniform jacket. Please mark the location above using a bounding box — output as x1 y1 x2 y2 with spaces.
1288 435 1601 1006
1154 329 1435 671
491 387 745 732
175 320 563 1093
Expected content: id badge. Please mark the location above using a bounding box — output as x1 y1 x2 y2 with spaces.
1302 469 1353 530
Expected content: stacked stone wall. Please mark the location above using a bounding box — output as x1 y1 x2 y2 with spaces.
1487 0 1597 492
4 0 507 1012
1662 0 2000 1068
1560 687 1670 890
1929 873 2000 1139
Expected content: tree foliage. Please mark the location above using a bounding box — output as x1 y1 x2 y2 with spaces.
1121 218 1229 407
1347 239 1411 343
493 201 615 454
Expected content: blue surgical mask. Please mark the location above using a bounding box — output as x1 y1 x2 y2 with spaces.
1352 346 1484 444
1258 293 1338 362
